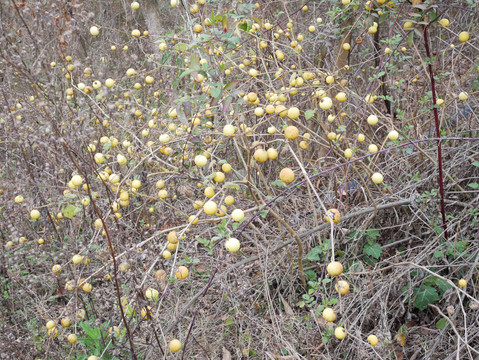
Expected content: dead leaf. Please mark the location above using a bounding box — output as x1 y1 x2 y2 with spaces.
279 293 294 316
222 347 231 360
396 333 406 347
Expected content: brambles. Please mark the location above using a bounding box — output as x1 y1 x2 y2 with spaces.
1 0 477 358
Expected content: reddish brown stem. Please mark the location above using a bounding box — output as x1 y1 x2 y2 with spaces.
422 25 448 241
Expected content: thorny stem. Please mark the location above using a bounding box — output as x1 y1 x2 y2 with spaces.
423 25 448 241
46 119 138 359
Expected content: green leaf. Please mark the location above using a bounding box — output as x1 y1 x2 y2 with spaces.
62 204 81 219
433 251 443 258
472 161 479 167
224 81 237 91
271 180 285 187
304 109 315 120
414 285 439 311
225 317 234 326
434 278 452 294
210 87 221 99
175 43 188 52
363 241 382 259
365 228 380 241
306 246 323 261
468 182 479 189
407 31 414 48
223 182 239 190
177 68 196 81
436 318 447 330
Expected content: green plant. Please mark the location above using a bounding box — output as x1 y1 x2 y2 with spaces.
77 320 115 360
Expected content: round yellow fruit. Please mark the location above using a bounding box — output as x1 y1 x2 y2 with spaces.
167 242 177 251
225 196 235 206
388 130 399 141
214 172 225 183
458 31 469 42
284 126 299 140
367 114 378 125
335 92 347 102
131 180 141 189
46 320 56 330
203 201 218 215
279 168 295 184
141 306 153 319
287 107 300 119
458 92 468 101
319 97 333 110
335 280 350 295
254 107 264 117
369 144 379 153
254 149 268 163
167 231 178 244
195 155 208 167
30 209 41 219
367 334 378 346
439 18 449 27
175 266 189 280
67 333 78 344
267 148 278 160
72 254 84 264
225 238 241 252
71 175 83 186
327 261 343 277
222 163 232 173
163 250 172 259
371 172 384 184
105 78 115 88
231 209 245 222
325 209 340 224
204 187 215 198
90 26 100 36
335 327 347 340
145 287 159 300
459 278 467 287
223 124 235 137
322 307 337 322
169 339 182 352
